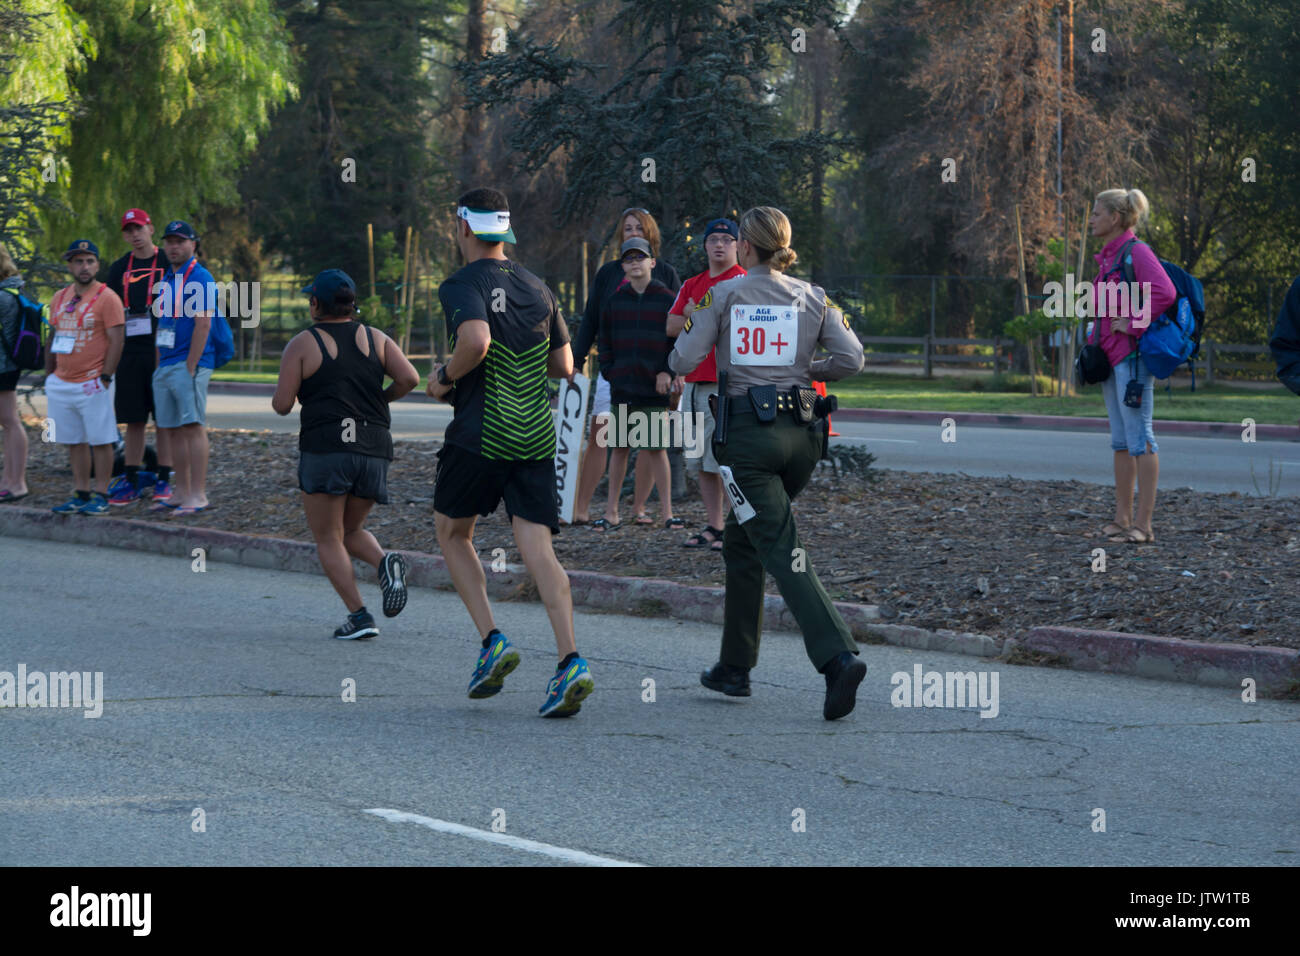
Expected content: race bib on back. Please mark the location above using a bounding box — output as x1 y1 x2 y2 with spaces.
730 304 796 366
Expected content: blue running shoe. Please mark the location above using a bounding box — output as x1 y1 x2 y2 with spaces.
468 634 520 699
106 475 132 498
79 492 110 515
152 478 173 502
539 657 594 718
51 495 84 515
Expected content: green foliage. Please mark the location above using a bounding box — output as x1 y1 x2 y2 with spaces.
40 0 295 255
461 0 846 267
240 0 454 283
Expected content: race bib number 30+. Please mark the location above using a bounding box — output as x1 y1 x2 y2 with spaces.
730 304 796 366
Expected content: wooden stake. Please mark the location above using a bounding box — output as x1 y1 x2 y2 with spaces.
1014 204 1036 397
366 223 376 300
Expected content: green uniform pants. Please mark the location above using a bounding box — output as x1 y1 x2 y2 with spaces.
713 408 858 671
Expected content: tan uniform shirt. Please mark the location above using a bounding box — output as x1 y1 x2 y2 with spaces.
667 264 864 396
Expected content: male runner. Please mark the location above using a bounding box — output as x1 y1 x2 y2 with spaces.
104 208 173 504
426 187 593 717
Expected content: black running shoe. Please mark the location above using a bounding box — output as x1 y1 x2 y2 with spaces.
700 661 751 697
822 651 866 720
334 608 379 640
378 552 408 618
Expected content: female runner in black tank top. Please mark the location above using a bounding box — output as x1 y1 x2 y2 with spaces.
272 273 420 639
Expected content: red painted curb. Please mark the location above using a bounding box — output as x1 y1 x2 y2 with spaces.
1015 625 1299 696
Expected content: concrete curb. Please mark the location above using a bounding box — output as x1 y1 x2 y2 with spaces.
1008 626 1300 697
3 507 1296 697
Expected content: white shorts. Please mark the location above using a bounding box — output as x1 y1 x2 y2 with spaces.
45 373 119 446
680 380 719 473
591 372 611 419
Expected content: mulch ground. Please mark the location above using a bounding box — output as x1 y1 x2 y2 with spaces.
8 426 1300 649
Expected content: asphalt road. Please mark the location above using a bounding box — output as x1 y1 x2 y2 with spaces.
83 390 1300 496
2 537 1296 866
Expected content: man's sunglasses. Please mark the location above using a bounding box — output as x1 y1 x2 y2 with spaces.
621 252 649 262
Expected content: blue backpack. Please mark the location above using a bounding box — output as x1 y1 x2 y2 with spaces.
209 313 235 369
1115 238 1206 387
0 287 48 371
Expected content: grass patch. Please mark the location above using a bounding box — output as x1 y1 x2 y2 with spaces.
832 372 1297 424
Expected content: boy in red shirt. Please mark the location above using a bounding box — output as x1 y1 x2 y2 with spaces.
665 218 745 551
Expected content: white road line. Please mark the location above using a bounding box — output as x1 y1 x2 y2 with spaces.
363 808 645 867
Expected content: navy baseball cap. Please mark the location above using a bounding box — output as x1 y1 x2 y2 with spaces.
162 220 199 241
63 239 99 260
703 218 739 240
302 269 356 306
620 237 653 259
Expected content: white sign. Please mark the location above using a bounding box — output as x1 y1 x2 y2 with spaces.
718 465 756 524
553 373 590 524
730 304 797 366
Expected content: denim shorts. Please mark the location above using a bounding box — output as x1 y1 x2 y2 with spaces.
152 361 212 428
1101 351 1158 456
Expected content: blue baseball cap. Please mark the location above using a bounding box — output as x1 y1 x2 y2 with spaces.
301 269 356 306
703 218 739 240
162 220 199 241
63 239 100 260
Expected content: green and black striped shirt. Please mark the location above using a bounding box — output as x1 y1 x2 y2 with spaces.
438 258 570 460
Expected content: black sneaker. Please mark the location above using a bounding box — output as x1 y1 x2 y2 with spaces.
378 552 408 618
334 608 379 640
821 651 866 720
700 661 751 697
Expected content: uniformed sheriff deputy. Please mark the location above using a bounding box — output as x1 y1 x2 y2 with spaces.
667 206 867 720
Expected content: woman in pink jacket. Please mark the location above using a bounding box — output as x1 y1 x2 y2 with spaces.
1087 188 1177 544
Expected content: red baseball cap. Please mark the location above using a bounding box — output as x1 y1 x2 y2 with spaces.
121 208 152 229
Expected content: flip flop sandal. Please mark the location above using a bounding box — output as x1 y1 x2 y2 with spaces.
710 537 724 552
1100 522 1130 537
0 490 29 502
591 518 620 532
170 505 212 517
148 501 180 513
664 517 685 530
684 525 724 549
1108 526 1154 544
633 514 654 525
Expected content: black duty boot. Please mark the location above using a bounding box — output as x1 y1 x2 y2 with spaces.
821 651 867 720
700 661 751 697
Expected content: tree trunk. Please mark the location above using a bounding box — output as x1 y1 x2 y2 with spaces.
461 0 488 185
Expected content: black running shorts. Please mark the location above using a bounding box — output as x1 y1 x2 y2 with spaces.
433 442 558 533
114 349 156 424
298 450 390 503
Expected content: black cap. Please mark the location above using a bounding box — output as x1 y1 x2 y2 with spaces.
302 269 357 306
620 237 653 259
163 220 199 241
63 239 100 260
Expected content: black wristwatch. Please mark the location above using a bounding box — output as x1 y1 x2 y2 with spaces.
100 373 113 385
437 365 453 387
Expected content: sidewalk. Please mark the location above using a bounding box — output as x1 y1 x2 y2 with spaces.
3 505 1296 697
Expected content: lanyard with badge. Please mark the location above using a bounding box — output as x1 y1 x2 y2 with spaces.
124 252 164 336
50 285 106 355
155 259 197 350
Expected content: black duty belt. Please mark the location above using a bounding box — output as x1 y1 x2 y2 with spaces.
743 385 819 424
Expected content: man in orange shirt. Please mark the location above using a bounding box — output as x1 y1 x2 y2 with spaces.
44 240 126 515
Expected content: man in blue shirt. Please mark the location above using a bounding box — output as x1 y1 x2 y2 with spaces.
150 220 217 516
